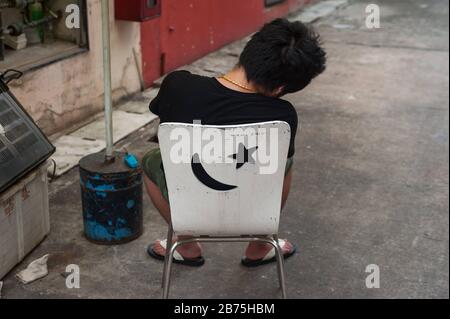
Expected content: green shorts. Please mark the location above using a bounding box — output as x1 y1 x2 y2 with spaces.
142 148 294 202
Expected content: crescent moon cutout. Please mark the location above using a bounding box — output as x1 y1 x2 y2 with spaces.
191 154 238 191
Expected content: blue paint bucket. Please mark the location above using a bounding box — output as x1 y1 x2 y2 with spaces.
79 151 143 244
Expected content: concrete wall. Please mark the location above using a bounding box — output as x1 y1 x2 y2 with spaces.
7 0 142 136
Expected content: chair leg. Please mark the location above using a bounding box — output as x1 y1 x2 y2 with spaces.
162 240 180 299
272 235 282 288
161 223 174 288
272 235 287 299
160 236 287 299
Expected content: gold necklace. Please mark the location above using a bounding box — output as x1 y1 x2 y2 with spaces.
220 75 257 92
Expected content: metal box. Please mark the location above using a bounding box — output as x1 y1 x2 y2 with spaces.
0 161 50 279
114 0 161 22
0 77 55 194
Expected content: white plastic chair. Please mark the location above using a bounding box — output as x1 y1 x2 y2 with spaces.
158 121 291 299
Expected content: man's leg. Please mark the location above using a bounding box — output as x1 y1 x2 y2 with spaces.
144 174 171 223
144 175 202 259
281 166 293 210
244 168 294 260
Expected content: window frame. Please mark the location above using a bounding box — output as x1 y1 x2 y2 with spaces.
0 0 89 73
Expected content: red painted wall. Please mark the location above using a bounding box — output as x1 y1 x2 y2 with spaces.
141 0 311 87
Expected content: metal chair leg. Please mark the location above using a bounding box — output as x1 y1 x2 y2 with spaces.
272 235 287 299
272 235 282 288
162 240 180 299
161 223 173 288
160 236 288 299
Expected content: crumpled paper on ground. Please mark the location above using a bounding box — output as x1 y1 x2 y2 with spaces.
15 254 50 284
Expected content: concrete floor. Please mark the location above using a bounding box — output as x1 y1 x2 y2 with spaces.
2 0 449 299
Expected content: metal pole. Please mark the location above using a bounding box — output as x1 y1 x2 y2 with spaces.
101 0 114 161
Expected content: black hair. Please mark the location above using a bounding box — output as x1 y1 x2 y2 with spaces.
239 18 326 95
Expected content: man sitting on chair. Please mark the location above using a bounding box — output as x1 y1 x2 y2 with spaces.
142 18 327 267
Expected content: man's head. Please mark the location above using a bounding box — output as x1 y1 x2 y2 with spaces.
239 18 326 96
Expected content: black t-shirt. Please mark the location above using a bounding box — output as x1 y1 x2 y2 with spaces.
149 71 298 157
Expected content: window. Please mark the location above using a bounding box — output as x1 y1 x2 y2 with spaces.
0 0 88 72
265 0 286 7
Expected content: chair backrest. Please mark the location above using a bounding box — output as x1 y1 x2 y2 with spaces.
158 121 291 236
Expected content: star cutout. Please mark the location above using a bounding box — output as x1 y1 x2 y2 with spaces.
229 143 258 169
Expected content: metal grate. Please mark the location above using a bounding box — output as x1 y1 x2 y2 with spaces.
0 148 14 162
0 78 55 193
0 109 21 126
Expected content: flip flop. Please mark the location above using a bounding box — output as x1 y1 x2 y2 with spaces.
147 239 205 267
241 239 297 268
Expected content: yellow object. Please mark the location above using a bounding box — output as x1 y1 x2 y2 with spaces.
220 75 257 92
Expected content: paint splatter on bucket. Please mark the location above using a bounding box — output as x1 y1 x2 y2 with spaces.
79 151 143 244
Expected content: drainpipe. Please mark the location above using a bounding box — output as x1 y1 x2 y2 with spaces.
101 0 114 162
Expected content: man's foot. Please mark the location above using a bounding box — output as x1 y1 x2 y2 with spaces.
147 239 205 267
242 239 296 267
